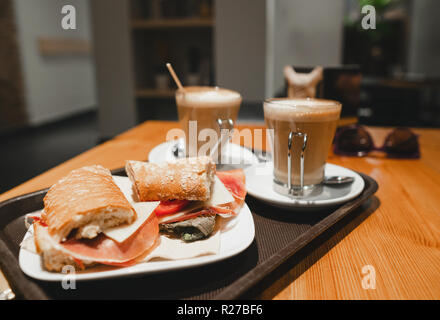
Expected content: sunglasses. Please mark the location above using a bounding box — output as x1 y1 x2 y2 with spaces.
333 125 420 158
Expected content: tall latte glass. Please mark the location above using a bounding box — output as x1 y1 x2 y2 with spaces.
176 86 242 161
264 98 341 196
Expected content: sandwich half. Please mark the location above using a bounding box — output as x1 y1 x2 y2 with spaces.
126 157 246 242
33 165 159 272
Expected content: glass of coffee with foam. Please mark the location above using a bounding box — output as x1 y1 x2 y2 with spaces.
175 86 242 162
264 98 341 197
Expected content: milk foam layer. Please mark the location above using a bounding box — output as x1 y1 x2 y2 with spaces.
176 86 242 108
264 98 341 122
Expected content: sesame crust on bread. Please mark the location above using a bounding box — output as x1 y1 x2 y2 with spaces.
125 157 216 202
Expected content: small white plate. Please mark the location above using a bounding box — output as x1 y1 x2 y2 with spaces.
245 162 365 209
19 176 255 282
148 139 260 165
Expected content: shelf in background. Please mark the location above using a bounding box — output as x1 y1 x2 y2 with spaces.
136 88 175 99
132 18 214 29
38 37 91 56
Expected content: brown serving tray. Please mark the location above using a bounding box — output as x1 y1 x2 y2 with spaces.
0 168 378 300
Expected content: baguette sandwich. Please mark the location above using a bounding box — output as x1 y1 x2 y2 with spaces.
32 165 159 272
126 157 246 242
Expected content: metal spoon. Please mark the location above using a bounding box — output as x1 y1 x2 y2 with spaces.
172 142 185 159
323 176 355 185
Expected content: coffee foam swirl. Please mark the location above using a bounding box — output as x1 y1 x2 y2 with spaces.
264 99 341 122
176 86 242 108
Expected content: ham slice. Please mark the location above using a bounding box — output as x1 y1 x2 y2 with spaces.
158 209 212 224
214 169 246 217
60 212 159 267
158 169 247 223
216 170 246 200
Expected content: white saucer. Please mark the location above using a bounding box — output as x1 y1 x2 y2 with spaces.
244 162 365 209
148 139 260 165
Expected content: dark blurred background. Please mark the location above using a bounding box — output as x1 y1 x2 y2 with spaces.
0 0 439 193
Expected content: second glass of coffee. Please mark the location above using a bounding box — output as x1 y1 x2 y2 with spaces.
264 98 341 196
176 86 242 162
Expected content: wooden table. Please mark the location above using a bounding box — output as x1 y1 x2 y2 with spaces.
1 121 439 299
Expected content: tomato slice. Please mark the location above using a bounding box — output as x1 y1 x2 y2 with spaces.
29 215 47 227
154 200 190 217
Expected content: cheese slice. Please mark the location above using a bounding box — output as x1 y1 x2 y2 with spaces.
103 202 159 243
158 176 234 224
206 175 235 207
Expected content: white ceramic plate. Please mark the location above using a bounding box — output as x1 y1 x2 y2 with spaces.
19 176 255 282
245 162 365 209
148 138 260 165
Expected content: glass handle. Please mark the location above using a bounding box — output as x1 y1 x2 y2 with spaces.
217 118 234 130
210 118 234 159
287 131 308 195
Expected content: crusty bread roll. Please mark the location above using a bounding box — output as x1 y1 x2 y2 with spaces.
126 156 216 202
42 165 136 243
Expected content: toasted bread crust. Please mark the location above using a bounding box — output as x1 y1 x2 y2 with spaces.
126 157 216 201
42 165 136 242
